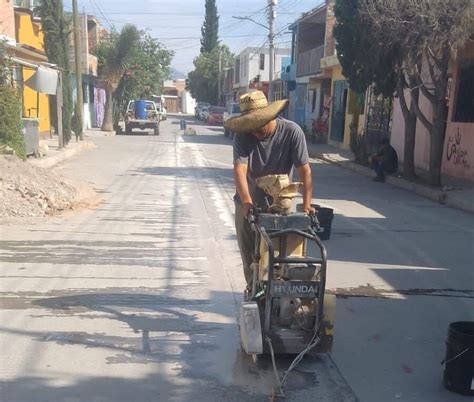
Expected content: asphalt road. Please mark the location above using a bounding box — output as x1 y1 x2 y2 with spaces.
0 117 473 402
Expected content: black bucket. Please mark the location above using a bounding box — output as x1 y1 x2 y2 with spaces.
443 321 474 396
296 204 334 240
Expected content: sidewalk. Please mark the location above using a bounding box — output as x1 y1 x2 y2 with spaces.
307 142 474 214
28 129 113 169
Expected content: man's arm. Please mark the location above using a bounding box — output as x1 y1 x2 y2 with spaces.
234 163 253 217
297 163 315 214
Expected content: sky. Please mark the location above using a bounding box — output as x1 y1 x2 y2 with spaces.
71 0 323 75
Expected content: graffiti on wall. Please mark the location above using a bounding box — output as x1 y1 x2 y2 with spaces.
446 129 470 168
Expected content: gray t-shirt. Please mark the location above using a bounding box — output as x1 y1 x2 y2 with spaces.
233 117 309 207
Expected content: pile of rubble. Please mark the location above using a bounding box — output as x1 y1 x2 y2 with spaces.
0 154 77 218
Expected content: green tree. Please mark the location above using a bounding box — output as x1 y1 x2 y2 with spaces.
0 41 25 158
96 25 140 132
187 45 233 104
111 32 173 128
360 0 474 186
35 0 73 144
200 0 219 53
334 0 419 179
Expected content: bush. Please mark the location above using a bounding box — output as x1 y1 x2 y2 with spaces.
350 122 368 166
0 85 26 159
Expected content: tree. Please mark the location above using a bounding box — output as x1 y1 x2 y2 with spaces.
95 25 140 132
111 33 173 128
200 0 219 53
35 0 73 144
360 0 474 186
334 0 420 179
334 0 398 97
0 41 25 158
187 45 233 104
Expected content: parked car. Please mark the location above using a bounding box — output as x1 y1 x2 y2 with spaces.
195 102 210 119
199 106 210 121
207 106 226 125
223 101 241 137
125 100 160 135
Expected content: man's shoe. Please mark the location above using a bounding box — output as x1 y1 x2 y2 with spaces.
373 176 385 182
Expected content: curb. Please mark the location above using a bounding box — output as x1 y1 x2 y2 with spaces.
29 141 95 169
309 149 474 215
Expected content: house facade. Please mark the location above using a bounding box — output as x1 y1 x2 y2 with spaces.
391 43 474 182
68 13 106 129
12 0 51 137
233 47 291 99
283 1 366 149
0 0 16 43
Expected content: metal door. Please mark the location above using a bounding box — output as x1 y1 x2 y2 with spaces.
330 80 348 142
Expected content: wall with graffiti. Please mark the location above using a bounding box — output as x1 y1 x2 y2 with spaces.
442 47 474 182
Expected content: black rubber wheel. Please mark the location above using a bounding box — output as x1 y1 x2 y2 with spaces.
154 126 160 136
125 124 132 135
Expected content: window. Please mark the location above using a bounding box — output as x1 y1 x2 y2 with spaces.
453 62 474 123
260 54 265 71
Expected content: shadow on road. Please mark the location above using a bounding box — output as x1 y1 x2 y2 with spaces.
181 133 231 146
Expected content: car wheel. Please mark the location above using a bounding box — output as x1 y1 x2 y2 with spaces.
154 126 160 136
125 124 131 135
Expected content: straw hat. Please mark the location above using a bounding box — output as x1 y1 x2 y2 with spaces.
224 91 288 133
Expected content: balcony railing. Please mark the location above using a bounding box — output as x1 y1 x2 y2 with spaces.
297 45 324 77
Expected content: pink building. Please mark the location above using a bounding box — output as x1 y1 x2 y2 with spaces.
391 43 474 183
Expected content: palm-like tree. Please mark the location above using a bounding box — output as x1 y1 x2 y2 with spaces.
96 25 140 132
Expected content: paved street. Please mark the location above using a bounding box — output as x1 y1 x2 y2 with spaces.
1 117 473 402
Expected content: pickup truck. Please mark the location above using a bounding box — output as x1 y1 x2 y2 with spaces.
125 100 160 135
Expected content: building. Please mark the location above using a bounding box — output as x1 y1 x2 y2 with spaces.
162 79 196 114
285 4 328 131
11 0 52 138
233 47 291 99
67 13 106 129
221 67 235 105
0 0 16 43
284 1 371 149
391 43 474 182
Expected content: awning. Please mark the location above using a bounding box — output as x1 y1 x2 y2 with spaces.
11 57 59 95
25 66 58 95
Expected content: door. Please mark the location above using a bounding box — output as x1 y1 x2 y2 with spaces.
330 80 349 142
294 84 307 127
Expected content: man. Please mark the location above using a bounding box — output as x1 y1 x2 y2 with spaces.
370 137 398 182
224 91 315 290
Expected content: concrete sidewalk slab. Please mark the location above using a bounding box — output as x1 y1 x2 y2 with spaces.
27 129 116 169
29 139 95 169
308 143 474 214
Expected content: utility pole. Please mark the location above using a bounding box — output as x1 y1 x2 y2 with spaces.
268 0 276 102
56 71 64 149
72 0 84 141
218 50 222 106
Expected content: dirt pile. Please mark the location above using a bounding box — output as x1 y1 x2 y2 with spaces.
0 154 78 218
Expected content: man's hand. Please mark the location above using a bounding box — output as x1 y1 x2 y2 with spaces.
242 202 254 218
303 204 316 215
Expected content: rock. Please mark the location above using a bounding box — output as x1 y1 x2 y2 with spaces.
38 141 49 157
0 145 15 156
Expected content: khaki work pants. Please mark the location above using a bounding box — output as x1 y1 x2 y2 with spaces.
234 201 255 289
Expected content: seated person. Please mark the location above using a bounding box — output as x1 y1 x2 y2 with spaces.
370 137 398 182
